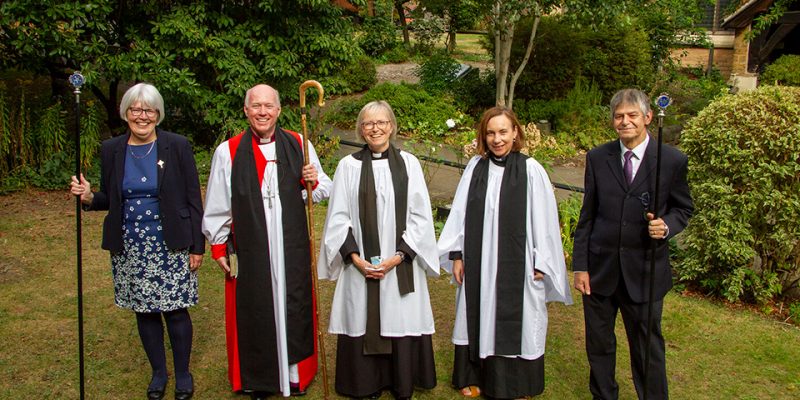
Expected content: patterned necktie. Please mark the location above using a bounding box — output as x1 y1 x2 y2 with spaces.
623 150 634 185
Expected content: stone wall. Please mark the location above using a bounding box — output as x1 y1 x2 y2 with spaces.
670 47 735 78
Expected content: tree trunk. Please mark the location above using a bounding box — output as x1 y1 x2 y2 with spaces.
448 29 457 52
507 15 540 110
395 2 410 45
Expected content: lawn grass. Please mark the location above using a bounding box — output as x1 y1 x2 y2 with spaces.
1 189 798 399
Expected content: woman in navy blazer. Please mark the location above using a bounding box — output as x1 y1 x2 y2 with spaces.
71 83 203 400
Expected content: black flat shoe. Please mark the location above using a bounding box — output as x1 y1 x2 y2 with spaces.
174 373 194 400
250 391 271 400
147 386 166 400
352 391 382 399
174 389 193 400
290 386 307 396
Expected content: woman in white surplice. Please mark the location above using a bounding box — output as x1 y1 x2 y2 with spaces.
437 106 572 399
318 101 439 399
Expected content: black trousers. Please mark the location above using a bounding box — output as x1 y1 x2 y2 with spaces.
582 277 668 400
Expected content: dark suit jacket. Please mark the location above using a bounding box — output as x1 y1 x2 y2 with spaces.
572 137 693 302
88 129 205 255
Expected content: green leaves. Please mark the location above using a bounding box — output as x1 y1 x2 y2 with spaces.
680 85 800 303
2 1 364 146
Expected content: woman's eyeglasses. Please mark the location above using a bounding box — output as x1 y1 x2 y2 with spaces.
361 120 390 130
128 108 159 118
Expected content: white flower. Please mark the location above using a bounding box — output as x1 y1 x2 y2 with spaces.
445 119 456 128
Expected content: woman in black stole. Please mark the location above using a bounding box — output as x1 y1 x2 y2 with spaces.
318 101 440 399
437 107 572 399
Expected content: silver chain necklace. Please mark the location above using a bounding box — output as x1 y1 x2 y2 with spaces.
130 141 156 159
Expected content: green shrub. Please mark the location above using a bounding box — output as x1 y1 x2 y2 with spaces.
320 54 377 95
489 16 584 100
760 54 800 86
325 82 466 141
0 88 99 192
514 79 614 151
379 46 412 64
358 16 398 56
679 86 800 303
652 66 728 128
581 22 653 99
487 16 653 101
409 10 446 55
559 193 583 268
415 52 461 94
451 68 496 114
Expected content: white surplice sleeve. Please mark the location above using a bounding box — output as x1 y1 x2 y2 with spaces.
436 156 481 275
402 152 440 277
316 155 356 281
526 158 573 305
202 142 233 246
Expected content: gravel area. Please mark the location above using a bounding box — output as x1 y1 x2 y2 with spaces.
376 62 420 84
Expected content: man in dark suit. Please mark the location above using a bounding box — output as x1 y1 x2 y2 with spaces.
572 88 693 400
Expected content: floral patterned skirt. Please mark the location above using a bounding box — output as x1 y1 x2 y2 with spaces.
110 219 198 313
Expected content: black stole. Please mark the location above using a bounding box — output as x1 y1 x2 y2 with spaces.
356 144 411 355
230 127 314 390
463 151 528 361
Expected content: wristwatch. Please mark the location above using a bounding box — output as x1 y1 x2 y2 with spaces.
394 250 406 262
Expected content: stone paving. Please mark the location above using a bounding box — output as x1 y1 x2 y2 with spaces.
327 126 585 203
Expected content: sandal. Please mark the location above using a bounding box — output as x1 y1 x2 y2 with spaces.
460 386 481 398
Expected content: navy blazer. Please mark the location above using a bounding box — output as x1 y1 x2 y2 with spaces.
572 137 693 302
88 129 205 255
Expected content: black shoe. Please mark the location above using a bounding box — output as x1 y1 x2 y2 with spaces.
290 386 307 396
174 388 193 400
353 391 382 399
147 386 166 400
147 377 167 400
250 391 271 400
174 373 194 400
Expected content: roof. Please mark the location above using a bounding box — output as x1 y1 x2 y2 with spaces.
722 0 774 29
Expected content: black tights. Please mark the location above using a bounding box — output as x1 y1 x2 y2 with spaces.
136 308 193 391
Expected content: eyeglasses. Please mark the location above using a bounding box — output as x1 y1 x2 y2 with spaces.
128 108 159 118
361 120 390 130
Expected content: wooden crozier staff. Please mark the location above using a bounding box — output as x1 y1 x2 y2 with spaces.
299 80 329 399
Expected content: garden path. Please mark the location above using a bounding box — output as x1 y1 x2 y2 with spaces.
331 62 586 202
328 125 585 203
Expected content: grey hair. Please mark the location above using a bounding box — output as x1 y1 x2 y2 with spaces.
355 100 398 140
119 83 165 125
244 84 281 108
609 88 651 119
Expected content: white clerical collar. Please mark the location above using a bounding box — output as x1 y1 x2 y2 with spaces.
256 135 274 145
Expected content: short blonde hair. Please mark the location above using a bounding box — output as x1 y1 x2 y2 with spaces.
119 83 165 125
355 100 398 140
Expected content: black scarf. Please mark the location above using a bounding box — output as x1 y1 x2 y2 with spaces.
463 151 528 361
356 144 411 355
229 127 314 390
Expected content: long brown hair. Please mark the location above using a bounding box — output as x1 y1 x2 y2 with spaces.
475 106 526 158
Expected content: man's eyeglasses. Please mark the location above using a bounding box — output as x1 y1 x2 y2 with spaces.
128 108 159 118
361 120 390 130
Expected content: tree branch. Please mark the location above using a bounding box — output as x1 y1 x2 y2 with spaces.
507 13 540 110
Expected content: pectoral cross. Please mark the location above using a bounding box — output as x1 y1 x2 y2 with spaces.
264 188 275 209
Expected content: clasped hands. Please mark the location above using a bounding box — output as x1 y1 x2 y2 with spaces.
352 254 401 280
